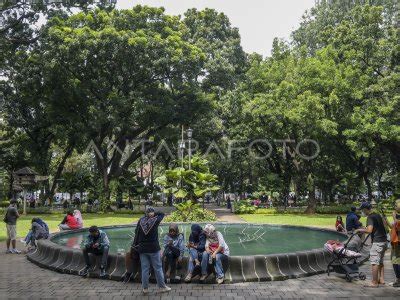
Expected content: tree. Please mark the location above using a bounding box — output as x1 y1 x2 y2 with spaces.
13 6 212 204
183 8 248 93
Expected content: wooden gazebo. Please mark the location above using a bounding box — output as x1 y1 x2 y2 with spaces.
13 167 47 214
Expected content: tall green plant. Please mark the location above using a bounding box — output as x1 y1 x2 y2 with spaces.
154 155 220 201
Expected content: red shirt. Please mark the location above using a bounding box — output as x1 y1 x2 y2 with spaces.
66 215 80 229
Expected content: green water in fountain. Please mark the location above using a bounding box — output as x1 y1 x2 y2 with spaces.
52 224 345 256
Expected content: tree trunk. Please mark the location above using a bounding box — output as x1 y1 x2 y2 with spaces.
46 143 74 202
363 173 372 201
305 185 316 214
7 171 14 199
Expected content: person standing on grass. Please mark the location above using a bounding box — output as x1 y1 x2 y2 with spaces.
4 199 21 254
354 202 389 287
133 207 171 294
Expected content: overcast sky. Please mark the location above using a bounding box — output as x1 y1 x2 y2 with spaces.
116 0 316 56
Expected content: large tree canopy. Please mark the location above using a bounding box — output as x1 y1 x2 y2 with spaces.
1 1 398 210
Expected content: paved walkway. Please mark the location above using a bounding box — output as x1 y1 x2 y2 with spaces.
1 241 399 299
212 204 246 223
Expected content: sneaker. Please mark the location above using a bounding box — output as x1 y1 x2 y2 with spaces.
393 281 400 287
199 274 207 282
159 286 171 293
5 249 12 254
79 266 90 277
99 268 107 278
184 273 192 283
216 277 224 284
11 249 21 254
142 288 149 294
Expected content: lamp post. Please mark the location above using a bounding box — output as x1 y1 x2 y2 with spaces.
187 128 193 170
180 125 185 169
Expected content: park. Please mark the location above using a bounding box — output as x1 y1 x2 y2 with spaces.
0 0 399 299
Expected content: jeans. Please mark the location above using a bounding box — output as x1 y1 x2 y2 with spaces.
83 245 109 269
201 252 227 278
394 264 400 279
188 248 202 274
24 231 34 246
140 251 166 289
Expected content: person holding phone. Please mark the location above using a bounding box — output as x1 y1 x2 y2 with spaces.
79 226 110 278
184 224 206 282
162 223 185 281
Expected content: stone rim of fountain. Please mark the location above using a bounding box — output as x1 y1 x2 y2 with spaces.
27 223 361 283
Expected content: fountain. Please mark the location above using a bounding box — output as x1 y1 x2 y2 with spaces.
27 223 350 283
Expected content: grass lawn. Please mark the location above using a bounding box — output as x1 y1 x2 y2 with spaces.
239 213 367 229
0 213 141 241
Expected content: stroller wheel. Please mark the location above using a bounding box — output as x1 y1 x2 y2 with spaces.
346 274 352 282
359 273 366 280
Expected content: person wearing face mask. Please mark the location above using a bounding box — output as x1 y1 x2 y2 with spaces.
162 224 185 281
132 207 171 294
354 202 389 288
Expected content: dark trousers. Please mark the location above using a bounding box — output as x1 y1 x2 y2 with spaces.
164 246 180 274
394 264 400 279
83 245 109 269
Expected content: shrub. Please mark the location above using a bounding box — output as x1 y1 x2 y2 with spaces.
0 201 10 208
234 200 256 214
110 208 143 215
315 205 354 214
164 200 217 222
255 205 355 215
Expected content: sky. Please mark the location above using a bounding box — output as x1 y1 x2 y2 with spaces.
116 0 316 56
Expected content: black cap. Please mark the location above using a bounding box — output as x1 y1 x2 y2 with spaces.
359 202 372 210
351 206 357 212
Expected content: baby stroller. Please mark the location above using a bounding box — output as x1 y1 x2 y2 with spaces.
326 233 370 282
